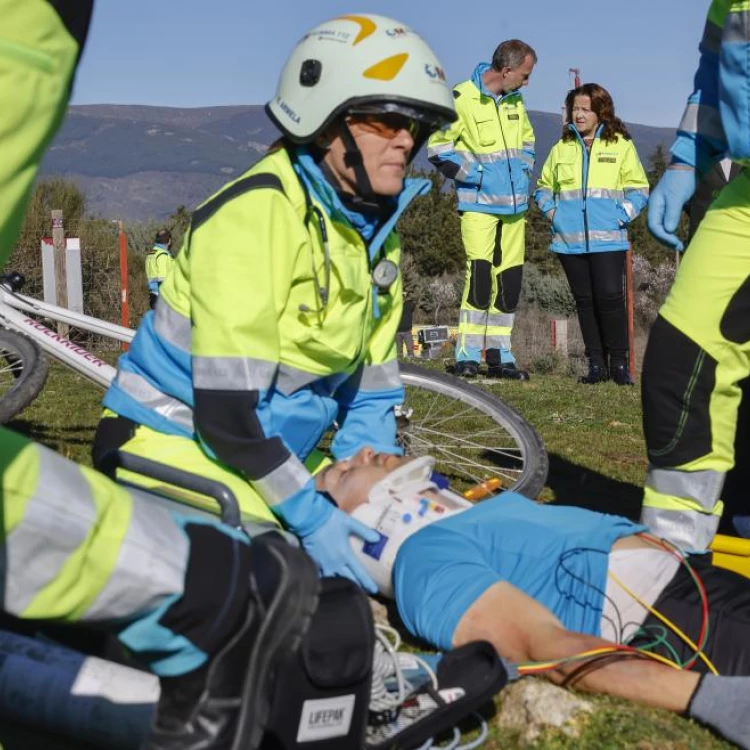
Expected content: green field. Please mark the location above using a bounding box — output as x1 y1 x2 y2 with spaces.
1 360 734 750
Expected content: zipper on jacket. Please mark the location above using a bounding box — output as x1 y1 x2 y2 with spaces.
496 100 517 213
581 139 593 253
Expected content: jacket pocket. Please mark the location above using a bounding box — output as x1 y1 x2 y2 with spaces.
475 116 496 147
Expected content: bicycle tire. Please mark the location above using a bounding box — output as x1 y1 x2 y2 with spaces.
399 363 548 498
0 330 49 424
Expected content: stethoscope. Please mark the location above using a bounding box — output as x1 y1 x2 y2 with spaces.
300 192 399 315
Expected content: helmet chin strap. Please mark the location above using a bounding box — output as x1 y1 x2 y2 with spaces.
338 122 386 213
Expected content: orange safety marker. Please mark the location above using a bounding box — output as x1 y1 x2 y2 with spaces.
463 477 503 501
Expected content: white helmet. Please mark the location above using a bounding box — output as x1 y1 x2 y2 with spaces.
266 14 456 143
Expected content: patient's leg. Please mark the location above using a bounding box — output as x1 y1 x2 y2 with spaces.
453 581 699 713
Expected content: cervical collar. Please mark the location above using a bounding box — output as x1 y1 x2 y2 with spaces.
350 457 471 598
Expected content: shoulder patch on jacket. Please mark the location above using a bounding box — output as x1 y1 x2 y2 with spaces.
453 90 462 99
191 173 285 233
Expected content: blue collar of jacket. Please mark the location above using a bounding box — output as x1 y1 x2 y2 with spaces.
292 146 430 262
471 62 518 105
152 243 169 253
567 122 605 146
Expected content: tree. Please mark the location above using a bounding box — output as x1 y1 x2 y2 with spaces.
647 143 669 188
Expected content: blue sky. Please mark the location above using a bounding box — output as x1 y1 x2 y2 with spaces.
73 0 707 128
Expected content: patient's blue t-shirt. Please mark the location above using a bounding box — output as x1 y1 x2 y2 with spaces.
392 492 644 651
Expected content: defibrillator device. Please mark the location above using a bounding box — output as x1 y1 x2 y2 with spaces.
350 456 471 598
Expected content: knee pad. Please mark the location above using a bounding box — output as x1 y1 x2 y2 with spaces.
494 265 523 312
467 260 492 309
642 315 716 467
263 577 374 749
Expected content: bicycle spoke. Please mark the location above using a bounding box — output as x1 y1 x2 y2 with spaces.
407 424 525 462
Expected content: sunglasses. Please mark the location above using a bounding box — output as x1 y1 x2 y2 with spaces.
347 112 422 140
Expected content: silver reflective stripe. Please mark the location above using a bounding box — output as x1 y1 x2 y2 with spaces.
427 142 454 158
116 370 194 432
554 230 625 244
589 230 626 242
154 302 191 352
702 17 723 53
559 189 584 201
253 454 310 506
193 356 277 392
83 486 190 621
455 157 476 182
486 312 514 328
523 141 535 150
485 335 512 348
724 10 750 44
276 364 319 395
5 448 97 615
475 148 521 163
587 188 624 200
459 333 486 348
459 310 488 326
645 466 725 509
678 102 725 140
478 193 519 206
621 200 636 220
640 506 720 554
358 360 402 391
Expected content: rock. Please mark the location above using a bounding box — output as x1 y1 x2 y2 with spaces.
496 678 594 744
369 597 391 627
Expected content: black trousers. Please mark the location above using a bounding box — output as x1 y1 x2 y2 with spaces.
558 251 628 368
629 556 750 676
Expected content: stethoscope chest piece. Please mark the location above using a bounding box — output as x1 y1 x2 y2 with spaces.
372 258 398 291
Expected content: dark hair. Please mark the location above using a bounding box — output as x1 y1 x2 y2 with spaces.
491 40 537 71
154 228 172 245
562 83 631 144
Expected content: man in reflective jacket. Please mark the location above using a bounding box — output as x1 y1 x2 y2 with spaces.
428 40 536 379
145 228 175 309
640 0 750 552
94 14 457 595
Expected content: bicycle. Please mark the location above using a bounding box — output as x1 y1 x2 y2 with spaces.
0 272 549 498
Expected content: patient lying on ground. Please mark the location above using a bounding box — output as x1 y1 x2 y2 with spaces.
315 449 750 748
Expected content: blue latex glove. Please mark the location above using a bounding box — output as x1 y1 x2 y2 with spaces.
647 166 698 251
301 507 380 594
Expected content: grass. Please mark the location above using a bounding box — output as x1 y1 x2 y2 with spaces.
1 357 736 750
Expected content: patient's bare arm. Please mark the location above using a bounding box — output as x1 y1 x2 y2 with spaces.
453 581 699 713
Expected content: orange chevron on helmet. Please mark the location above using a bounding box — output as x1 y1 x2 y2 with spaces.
338 14 377 45
363 53 409 81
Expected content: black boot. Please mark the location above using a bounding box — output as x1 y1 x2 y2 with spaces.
487 363 530 381
578 364 609 384
454 360 480 378
610 364 635 386
143 534 320 750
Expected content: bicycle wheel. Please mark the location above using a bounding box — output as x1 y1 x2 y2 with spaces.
0 329 49 424
398 363 548 498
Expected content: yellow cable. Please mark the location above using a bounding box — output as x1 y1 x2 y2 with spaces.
518 645 681 673
607 570 719 675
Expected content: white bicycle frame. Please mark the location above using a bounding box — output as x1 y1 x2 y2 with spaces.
0 285 133 388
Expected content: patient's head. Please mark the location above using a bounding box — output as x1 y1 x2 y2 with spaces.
315 447 413 513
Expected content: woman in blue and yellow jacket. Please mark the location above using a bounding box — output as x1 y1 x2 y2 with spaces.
534 83 649 385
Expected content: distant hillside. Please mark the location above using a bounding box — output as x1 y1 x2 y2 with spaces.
41 104 675 221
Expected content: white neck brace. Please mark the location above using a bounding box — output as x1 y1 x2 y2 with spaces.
350 457 472 597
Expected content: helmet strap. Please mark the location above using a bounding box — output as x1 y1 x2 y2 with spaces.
339 122 384 212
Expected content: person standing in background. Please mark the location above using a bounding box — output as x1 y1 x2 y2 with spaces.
428 40 536 380
534 84 649 386
145 228 175 309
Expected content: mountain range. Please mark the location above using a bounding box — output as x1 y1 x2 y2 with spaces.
41 104 675 221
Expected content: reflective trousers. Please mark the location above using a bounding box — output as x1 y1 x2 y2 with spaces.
456 212 525 365
0 426 252 677
640 171 750 551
